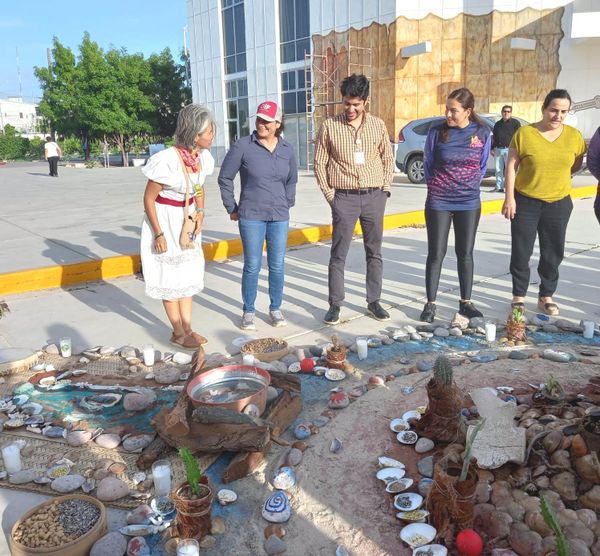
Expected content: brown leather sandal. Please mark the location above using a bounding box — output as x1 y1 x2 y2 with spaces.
188 331 208 345
169 334 202 350
537 298 559 316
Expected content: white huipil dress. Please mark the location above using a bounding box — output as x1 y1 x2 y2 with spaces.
140 147 214 300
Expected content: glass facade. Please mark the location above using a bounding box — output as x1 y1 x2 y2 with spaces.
222 0 247 74
225 78 250 145
281 69 311 167
279 0 310 63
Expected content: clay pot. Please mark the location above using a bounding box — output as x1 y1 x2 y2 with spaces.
325 345 347 370
171 478 212 541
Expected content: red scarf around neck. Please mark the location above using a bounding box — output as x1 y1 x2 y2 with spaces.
175 145 200 173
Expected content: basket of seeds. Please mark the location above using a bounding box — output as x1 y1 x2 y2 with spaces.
10 494 107 556
240 337 289 362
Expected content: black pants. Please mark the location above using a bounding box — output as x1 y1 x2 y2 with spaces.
595 193 600 225
328 188 387 305
48 156 59 176
510 191 573 298
425 207 481 302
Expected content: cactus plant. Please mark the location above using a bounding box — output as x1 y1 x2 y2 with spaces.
460 418 485 481
540 495 569 556
433 355 453 388
510 305 524 323
178 446 203 496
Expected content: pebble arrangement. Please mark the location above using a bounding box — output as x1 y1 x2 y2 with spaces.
12 498 100 549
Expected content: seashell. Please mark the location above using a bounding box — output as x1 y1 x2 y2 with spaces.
132 472 146 485
288 362 301 374
24 414 45 426
26 425 43 434
47 463 71 479
179 373 190 381
12 395 29 406
394 492 424 512
39 376 57 387
45 364 56 371
262 490 291 523
82 351 102 360
144 373 155 380
330 438 342 453
313 366 327 376
367 337 382 348
34 476 52 484
377 467 406 483
56 371 73 381
386 478 414 494
403 410 421 422
243 403 260 418
324 369 346 381
5 418 26 428
72 369 87 376
79 393 122 411
271 466 297 490
81 478 96 493
32 364 46 371
119 524 159 536
412 544 448 556
217 488 238 505
43 425 67 438
20 402 43 415
400 523 436 548
390 419 410 433
397 431 418 445
396 509 430 523
378 456 405 469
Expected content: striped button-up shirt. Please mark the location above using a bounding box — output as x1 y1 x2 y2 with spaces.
314 113 394 202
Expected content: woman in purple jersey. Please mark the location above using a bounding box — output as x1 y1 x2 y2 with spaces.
419 88 491 323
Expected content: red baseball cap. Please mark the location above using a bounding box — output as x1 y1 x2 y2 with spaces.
254 101 282 122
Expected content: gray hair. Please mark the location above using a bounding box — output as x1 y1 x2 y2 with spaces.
174 104 215 148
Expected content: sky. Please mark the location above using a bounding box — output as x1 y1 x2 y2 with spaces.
0 1 188 102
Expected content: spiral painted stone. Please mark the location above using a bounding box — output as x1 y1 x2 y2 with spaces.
271 467 296 490
262 490 291 523
294 423 311 440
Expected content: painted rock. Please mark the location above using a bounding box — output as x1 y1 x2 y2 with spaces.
123 390 157 412
127 536 150 556
312 416 329 428
154 366 181 384
328 391 350 409
415 438 435 453
300 358 315 373
8 470 36 484
51 474 85 493
262 490 291 523
97 476 130 501
271 466 297 490
95 433 122 449
90 532 128 556
293 423 311 440
123 434 154 452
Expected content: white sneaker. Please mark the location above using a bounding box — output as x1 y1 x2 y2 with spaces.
240 312 256 330
269 310 287 327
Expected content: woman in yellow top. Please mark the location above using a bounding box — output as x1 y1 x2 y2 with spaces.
502 89 586 315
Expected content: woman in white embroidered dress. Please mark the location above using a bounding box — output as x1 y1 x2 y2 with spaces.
140 105 215 349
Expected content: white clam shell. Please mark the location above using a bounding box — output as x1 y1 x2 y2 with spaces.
400 523 436 548
389 418 410 432
385 478 413 494
376 467 405 483
324 369 346 381
396 509 431 522
402 410 421 422
397 430 418 445
377 456 405 469
394 492 424 512
217 488 238 505
287 362 301 374
412 544 447 556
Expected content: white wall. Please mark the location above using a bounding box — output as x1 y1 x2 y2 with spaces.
0 98 40 134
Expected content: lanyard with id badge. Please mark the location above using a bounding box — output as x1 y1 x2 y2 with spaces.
354 136 365 166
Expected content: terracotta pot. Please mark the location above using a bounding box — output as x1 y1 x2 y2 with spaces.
10 494 106 556
326 346 347 369
171 479 213 541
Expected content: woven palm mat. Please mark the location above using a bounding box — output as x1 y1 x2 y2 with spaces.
0 352 218 509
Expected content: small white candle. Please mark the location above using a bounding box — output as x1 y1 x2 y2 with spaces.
2 444 22 474
143 344 155 367
152 460 171 496
356 337 368 360
177 539 199 556
59 337 72 358
583 320 595 340
485 322 497 342
242 354 255 366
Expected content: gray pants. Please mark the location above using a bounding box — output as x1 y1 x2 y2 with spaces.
328 188 387 305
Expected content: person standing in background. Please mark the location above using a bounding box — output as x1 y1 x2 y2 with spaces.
491 106 520 192
44 136 62 177
587 126 600 225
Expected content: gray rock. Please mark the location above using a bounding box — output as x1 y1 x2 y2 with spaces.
8 469 36 484
417 359 434 372
410 332 421 341
404 325 417 334
44 343 59 355
417 456 434 478
312 416 329 428
418 478 433 497
172 351 192 365
382 336 394 345
122 434 154 452
95 433 122 449
264 534 287 555
509 351 529 360
309 345 324 357
542 349 573 363
449 327 463 337
415 437 435 453
267 386 279 402
123 389 157 412
416 324 436 333
392 329 409 341
286 448 303 467
433 327 450 337
120 346 137 359
91 532 128 556
451 312 470 330
280 354 298 366
97 477 130 501
270 360 288 374
542 324 559 333
154 366 181 384
51 474 85 493
419 331 434 339
470 317 486 329
66 430 92 447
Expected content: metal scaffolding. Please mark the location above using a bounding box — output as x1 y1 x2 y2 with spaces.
304 44 372 170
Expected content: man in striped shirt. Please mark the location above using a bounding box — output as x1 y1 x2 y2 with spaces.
314 74 395 325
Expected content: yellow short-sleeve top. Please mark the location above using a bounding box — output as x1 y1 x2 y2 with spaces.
510 124 587 202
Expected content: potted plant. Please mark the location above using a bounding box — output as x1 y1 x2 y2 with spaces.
325 334 347 369
414 355 466 444
506 305 527 343
534 374 565 407
171 447 212 541
427 420 484 544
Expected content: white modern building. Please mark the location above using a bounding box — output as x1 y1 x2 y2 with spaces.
0 97 43 137
187 0 600 167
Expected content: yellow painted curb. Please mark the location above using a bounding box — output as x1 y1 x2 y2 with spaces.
1 185 596 296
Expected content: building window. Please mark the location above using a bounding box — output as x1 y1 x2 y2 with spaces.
279 0 310 63
222 0 247 74
281 69 309 114
225 78 250 145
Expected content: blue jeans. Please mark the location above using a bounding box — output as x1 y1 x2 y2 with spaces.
238 219 289 313
494 148 509 191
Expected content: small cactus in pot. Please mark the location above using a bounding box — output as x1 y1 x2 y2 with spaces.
433 355 453 388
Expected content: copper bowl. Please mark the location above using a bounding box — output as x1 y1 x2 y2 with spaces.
187 365 271 414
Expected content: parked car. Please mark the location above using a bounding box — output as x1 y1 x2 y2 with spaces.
395 113 529 183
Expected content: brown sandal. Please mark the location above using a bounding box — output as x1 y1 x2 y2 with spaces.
169 334 202 350
537 298 559 316
188 331 208 346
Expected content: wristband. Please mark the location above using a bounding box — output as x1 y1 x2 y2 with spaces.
154 231 164 240
195 207 205 214
193 184 204 196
